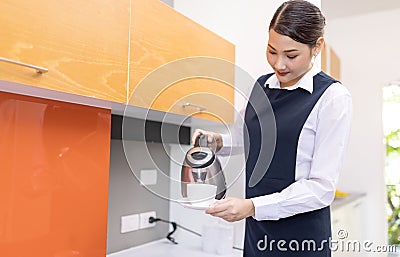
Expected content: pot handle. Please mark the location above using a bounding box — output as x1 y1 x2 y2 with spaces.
199 134 218 153
199 134 208 147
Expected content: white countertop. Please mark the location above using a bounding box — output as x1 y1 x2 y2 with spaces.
331 192 366 210
107 194 367 257
107 239 243 257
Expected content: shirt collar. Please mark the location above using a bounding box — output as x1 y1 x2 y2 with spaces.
264 65 320 94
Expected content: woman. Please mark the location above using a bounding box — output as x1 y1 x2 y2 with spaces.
192 1 352 256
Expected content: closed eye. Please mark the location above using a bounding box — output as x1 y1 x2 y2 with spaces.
287 55 297 59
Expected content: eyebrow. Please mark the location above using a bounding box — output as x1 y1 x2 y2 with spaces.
268 44 299 53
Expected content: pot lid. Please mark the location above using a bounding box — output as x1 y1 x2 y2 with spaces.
185 147 215 168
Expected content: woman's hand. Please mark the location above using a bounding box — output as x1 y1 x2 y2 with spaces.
205 197 255 222
191 129 223 152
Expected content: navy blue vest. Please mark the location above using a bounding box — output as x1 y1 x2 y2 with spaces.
243 72 337 257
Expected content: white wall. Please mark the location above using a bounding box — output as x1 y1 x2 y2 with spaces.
173 0 320 80
324 8 400 249
170 0 322 249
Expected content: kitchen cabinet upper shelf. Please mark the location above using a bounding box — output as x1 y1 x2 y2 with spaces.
0 0 129 103
129 0 235 124
0 0 235 124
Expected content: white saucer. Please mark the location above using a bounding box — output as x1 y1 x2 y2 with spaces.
179 198 216 210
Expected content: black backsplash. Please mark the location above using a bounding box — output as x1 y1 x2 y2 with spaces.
111 115 190 145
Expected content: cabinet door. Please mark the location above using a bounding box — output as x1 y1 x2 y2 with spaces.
129 0 235 123
0 0 129 103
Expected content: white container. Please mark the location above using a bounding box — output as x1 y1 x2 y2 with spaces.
202 220 234 255
216 222 234 255
202 223 219 253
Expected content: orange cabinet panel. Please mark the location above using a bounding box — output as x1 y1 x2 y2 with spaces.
0 0 129 103
321 44 341 81
130 0 235 123
0 91 111 257
329 47 341 81
321 45 327 73
148 77 234 123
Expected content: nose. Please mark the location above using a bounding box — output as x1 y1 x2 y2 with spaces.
274 56 286 71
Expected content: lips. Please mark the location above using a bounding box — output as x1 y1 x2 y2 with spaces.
277 71 289 76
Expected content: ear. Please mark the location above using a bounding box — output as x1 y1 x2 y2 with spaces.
313 37 325 56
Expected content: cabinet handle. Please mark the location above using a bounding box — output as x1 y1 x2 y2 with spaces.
182 102 206 112
0 57 48 74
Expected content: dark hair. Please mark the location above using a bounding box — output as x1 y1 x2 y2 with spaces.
269 0 326 47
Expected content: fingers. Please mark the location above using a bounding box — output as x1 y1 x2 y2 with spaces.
191 129 215 146
191 129 223 152
205 199 237 222
191 128 206 146
205 198 255 222
205 206 232 222
205 199 228 214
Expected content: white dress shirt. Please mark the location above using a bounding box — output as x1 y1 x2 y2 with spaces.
219 65 352 221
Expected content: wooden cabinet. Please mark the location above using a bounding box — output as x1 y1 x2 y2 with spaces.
129 0 235 123
321 44 341 81
0 0 235 123
0 0 129 103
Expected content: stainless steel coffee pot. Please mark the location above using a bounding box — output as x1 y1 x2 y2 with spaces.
181 135 227 200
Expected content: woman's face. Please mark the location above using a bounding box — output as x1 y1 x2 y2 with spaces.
266 29 315 88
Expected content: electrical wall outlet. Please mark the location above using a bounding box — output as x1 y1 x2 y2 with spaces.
121 214 139 233
139 211 156 229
